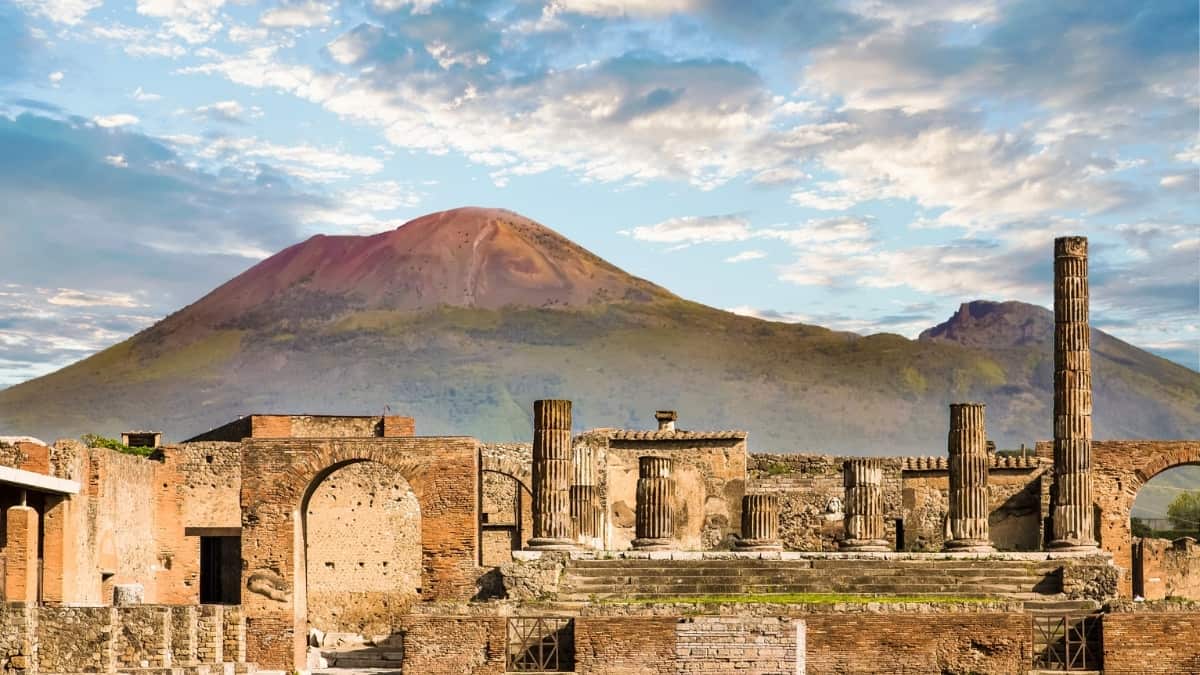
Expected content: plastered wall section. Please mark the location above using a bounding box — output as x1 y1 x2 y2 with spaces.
601 436 747 551
1136 537 1200 600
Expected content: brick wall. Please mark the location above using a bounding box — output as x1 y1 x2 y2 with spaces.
1136 537 1200 600
804 612 1029 674
675 616 798 674
1103 610 1200 673
398 615 505 674
574 616 676 674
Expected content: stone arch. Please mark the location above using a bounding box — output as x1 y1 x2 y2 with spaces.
481 454 532 491
1092 440 1200 597
240 436 479 670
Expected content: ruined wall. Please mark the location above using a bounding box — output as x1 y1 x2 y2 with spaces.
602 435 746 550
481 443 533 564
1103 607 1200 673
396 615 505 675
675 616 798 674
305 461 421 636
188 414 415 441
1136 537 1200 600
574 616 675 674
748 454 901 551
0 602 34 673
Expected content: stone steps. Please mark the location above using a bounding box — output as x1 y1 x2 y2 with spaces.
560 558 1061 600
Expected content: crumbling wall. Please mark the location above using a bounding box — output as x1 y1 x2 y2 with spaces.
481 443 532 564
574 616 675 674
748 453 901 551
1136 537 1200 601
397 615 505 675
305 461 421 636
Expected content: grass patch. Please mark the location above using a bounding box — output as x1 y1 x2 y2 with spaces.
80 434 158 458
601 593 995 605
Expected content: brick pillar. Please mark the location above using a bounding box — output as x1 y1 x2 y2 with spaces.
571 441 603 549
529 399 575 550
41 494 76 604
1050 236 1099 551
736 494 781 551
945 403 995 552
840 459 889 551
633 456 674 550
5 503 40 603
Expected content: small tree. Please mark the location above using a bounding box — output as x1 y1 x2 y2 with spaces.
1167 490 1200 533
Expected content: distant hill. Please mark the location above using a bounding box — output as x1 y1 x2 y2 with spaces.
1 207 1197 453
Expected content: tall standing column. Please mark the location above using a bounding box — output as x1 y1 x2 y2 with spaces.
1050 236 1099 550
529 399 576 550
736 494 781 551
945 403 995 552
571 441 603 549
632 456 674 550
840 459 889 552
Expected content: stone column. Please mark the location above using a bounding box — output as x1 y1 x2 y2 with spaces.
945 403 995 552
5 502 39 604
633 456 674 550
571 440 603 549
840 459 889 551
736 494 781 551
529 399 576 550
1050 236 1099 550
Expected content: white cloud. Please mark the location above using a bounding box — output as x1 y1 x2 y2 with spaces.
16 0 102 25
132 87 163 102
104 154 129 168
260 1 333 29
789 188 858 211
623 214 752 245
93 114 140 128
136 0 227 44
126 42 188 58
228 24 270 43
372 0 440 13
1160 173 1193 190
725 250 766 263
48 71 64 84
194 100 262 123
550 0 694 17
47 289 144 308
194 135 384 182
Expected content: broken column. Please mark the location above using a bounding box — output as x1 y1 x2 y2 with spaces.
736 494 782 551
1050 236 1099 551
945 403 995 552
529 399 575 550
632 456 674 550
840 459 889 551
571 440 603 549
655 410 677 432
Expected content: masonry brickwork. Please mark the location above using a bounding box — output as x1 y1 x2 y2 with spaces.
1102 606 1200 673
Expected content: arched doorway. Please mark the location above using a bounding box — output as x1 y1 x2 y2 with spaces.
481 469 532 565
239 437 479 670
303 461 422 638
1129 465 1200 600
1092 440 1200 597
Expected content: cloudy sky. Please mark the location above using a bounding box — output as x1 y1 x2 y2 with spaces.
0 0 1196 386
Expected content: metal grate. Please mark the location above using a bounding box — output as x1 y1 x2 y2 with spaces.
1032 613 1101 671
506 617 574 672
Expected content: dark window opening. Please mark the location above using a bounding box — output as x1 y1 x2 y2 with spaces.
199 536 241 604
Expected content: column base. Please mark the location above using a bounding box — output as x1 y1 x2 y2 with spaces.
526 538 577 551
734 538 782 551
631 537 672 551
1048 538 1099 552
943 540 995 553
839 539 890 552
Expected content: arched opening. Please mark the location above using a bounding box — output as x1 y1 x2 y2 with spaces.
1129 464 1200 600
481 469 532 566
302 460 421 648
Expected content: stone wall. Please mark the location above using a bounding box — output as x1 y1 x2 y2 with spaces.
1103 607 1200 673
675 616 798 674
900 464 1045 551
481 443 532 564
1135 537 1200 600
305 461 421 635
748 454 901 551
0 602 248 673
187 414 415 441
396 615 505 675
574 616 676 674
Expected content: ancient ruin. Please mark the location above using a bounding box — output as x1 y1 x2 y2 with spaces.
0 235 1196 674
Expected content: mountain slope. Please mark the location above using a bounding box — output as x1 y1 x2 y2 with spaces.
1 208 1197 453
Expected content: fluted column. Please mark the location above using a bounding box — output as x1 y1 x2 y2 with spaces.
736 494 781 551
529 399 576 550
1050 236 1099 551
632 456 674 550
945 403 995 552
840 458 889 551
571 441 603 549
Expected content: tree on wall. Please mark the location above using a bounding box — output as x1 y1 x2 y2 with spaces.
1167 491 1200 533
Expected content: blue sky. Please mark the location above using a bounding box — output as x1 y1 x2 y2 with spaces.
0 0 1196 386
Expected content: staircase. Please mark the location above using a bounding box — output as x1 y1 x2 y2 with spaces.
319 634 404 671
561 557 1064 601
